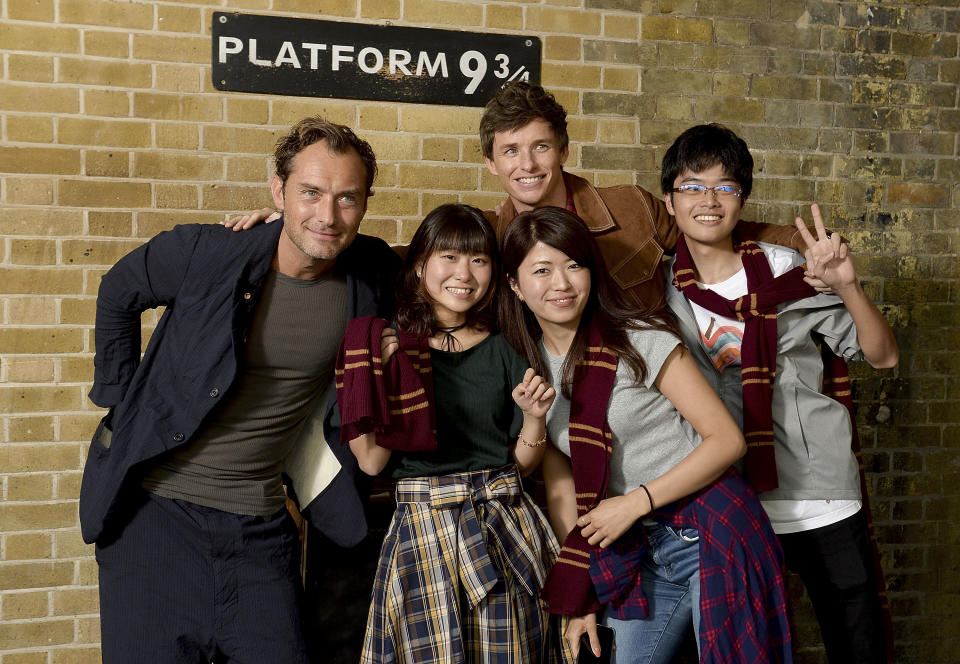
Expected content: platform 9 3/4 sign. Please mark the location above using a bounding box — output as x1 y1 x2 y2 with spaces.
212 13 541 107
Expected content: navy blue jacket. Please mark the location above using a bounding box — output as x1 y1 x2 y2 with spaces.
80 220 399 545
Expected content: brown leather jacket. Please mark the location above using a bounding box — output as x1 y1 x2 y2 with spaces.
485 172 803 311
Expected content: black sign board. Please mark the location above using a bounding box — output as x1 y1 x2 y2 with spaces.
212 12 541 107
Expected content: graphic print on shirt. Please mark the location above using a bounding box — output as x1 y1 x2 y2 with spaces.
698 314 744 372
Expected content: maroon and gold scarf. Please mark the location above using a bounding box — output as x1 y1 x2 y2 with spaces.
671 237 816 492
540 322 618 616
335 315 436 452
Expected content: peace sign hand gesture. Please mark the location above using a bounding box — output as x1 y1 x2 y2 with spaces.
794 204 857 295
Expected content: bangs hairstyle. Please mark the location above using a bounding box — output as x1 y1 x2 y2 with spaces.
499 206 680 397
479 81 568 159
273 116 377 197
660 123 753 201
394 204 500 338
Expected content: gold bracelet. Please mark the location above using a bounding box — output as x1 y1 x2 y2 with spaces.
517 430 547 448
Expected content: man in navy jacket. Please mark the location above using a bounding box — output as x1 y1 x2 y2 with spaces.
82 117 399 663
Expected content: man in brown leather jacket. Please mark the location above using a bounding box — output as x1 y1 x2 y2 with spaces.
480 81 805 311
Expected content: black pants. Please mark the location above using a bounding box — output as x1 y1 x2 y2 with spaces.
778 509 887 664
96 492 309 664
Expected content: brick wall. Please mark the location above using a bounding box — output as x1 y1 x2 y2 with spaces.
0 1 957 662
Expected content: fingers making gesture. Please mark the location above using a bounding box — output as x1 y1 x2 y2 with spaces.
794 204 857 295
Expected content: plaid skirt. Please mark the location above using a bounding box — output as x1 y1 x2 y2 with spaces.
361 464 565 664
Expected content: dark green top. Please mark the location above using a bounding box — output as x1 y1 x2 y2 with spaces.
389 333 528 479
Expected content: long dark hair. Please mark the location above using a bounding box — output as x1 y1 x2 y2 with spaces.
394 203 500 337
499 206 680 397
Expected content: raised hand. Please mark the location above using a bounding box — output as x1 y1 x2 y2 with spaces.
511 367 556 418
794 204 857 294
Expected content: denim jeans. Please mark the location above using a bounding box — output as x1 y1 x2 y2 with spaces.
603 523 700 664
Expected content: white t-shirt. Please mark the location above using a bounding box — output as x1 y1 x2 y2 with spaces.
692 244 861 534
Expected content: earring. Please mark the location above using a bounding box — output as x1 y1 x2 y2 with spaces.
416 272 421 278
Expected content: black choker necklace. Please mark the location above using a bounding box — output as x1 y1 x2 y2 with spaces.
435 322 467 351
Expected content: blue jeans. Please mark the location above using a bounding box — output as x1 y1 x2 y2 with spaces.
603 523 700 664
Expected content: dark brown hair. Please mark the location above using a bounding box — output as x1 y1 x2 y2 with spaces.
479 82 568 159
499 207 680 397
394 204 500 338
273 116 377 196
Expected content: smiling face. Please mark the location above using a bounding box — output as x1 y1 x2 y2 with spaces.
271 140 368 278
665 162 745 252
420 249 493 327
484 118 569 213
510 241 591 344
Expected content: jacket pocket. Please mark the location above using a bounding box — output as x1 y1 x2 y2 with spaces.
610 237 663 290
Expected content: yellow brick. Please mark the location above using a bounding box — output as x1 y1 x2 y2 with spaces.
420 193 458 216
0 147 80 175
401 107 479 136
366 134 419 161
7 297 58 326
59 357 94 384
156 64 203 93
8 0 54 20
87 212 132 238
157 4 202 33
603 68 638 92
226 157 269 183
8 417 56 444
0 23 80 54
59 58 151 88
59 119 151 148
567 117 597 145
5 653 49 664
404 0 482 26
203 126 280 155
714 73 749 97
76 559 99 586
422 137 460 162
83 29 129 58
551 89 579 117
53 587 99 616
460 192 502 212
51 647 103 664
542 63 602 89
605 15 640 39
85 151 130 179
361 0 400 19
133 93 222 122
6 178 54 206
486 5 523 29
53 530 92 559
0 444 81 473
0 618 73 649
133 34 208 64
1 591 49 620
76 615 100 643
157 123 200 151
366 190 419 217
134 153 223 181
156 184 200 210
272 100 355 128
527 7 602 35
60 0 152 29
8 240 55 266
359 106 398 131
598 120 636 144
5 359 57 385
274 0 356 14
375 165 397 189
61 240 143 267
544 36 582 61
641 16 713 43
0 501 78 533
83 89 130 118
5 498 54 527
398 165 477 191
6 117 54 144
462 138 483 165
0 386 83 413
201 185 273 211
59 180 151 209
0 83 79 114
56 473 83 501
2 210 83 236
227 98 270 125
7 53 54 83
135 212 193 237
57 414 102 443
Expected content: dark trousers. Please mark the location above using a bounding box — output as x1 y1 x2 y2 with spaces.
96 492 309 664
778 509 887 664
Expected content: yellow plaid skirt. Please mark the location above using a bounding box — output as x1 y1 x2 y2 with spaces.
361 464 568 663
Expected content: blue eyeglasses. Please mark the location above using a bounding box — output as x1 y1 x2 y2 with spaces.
671 184 743 199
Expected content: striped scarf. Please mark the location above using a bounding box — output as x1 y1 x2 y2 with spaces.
540 323 618 616
335 315 436 452
671 237 816 493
